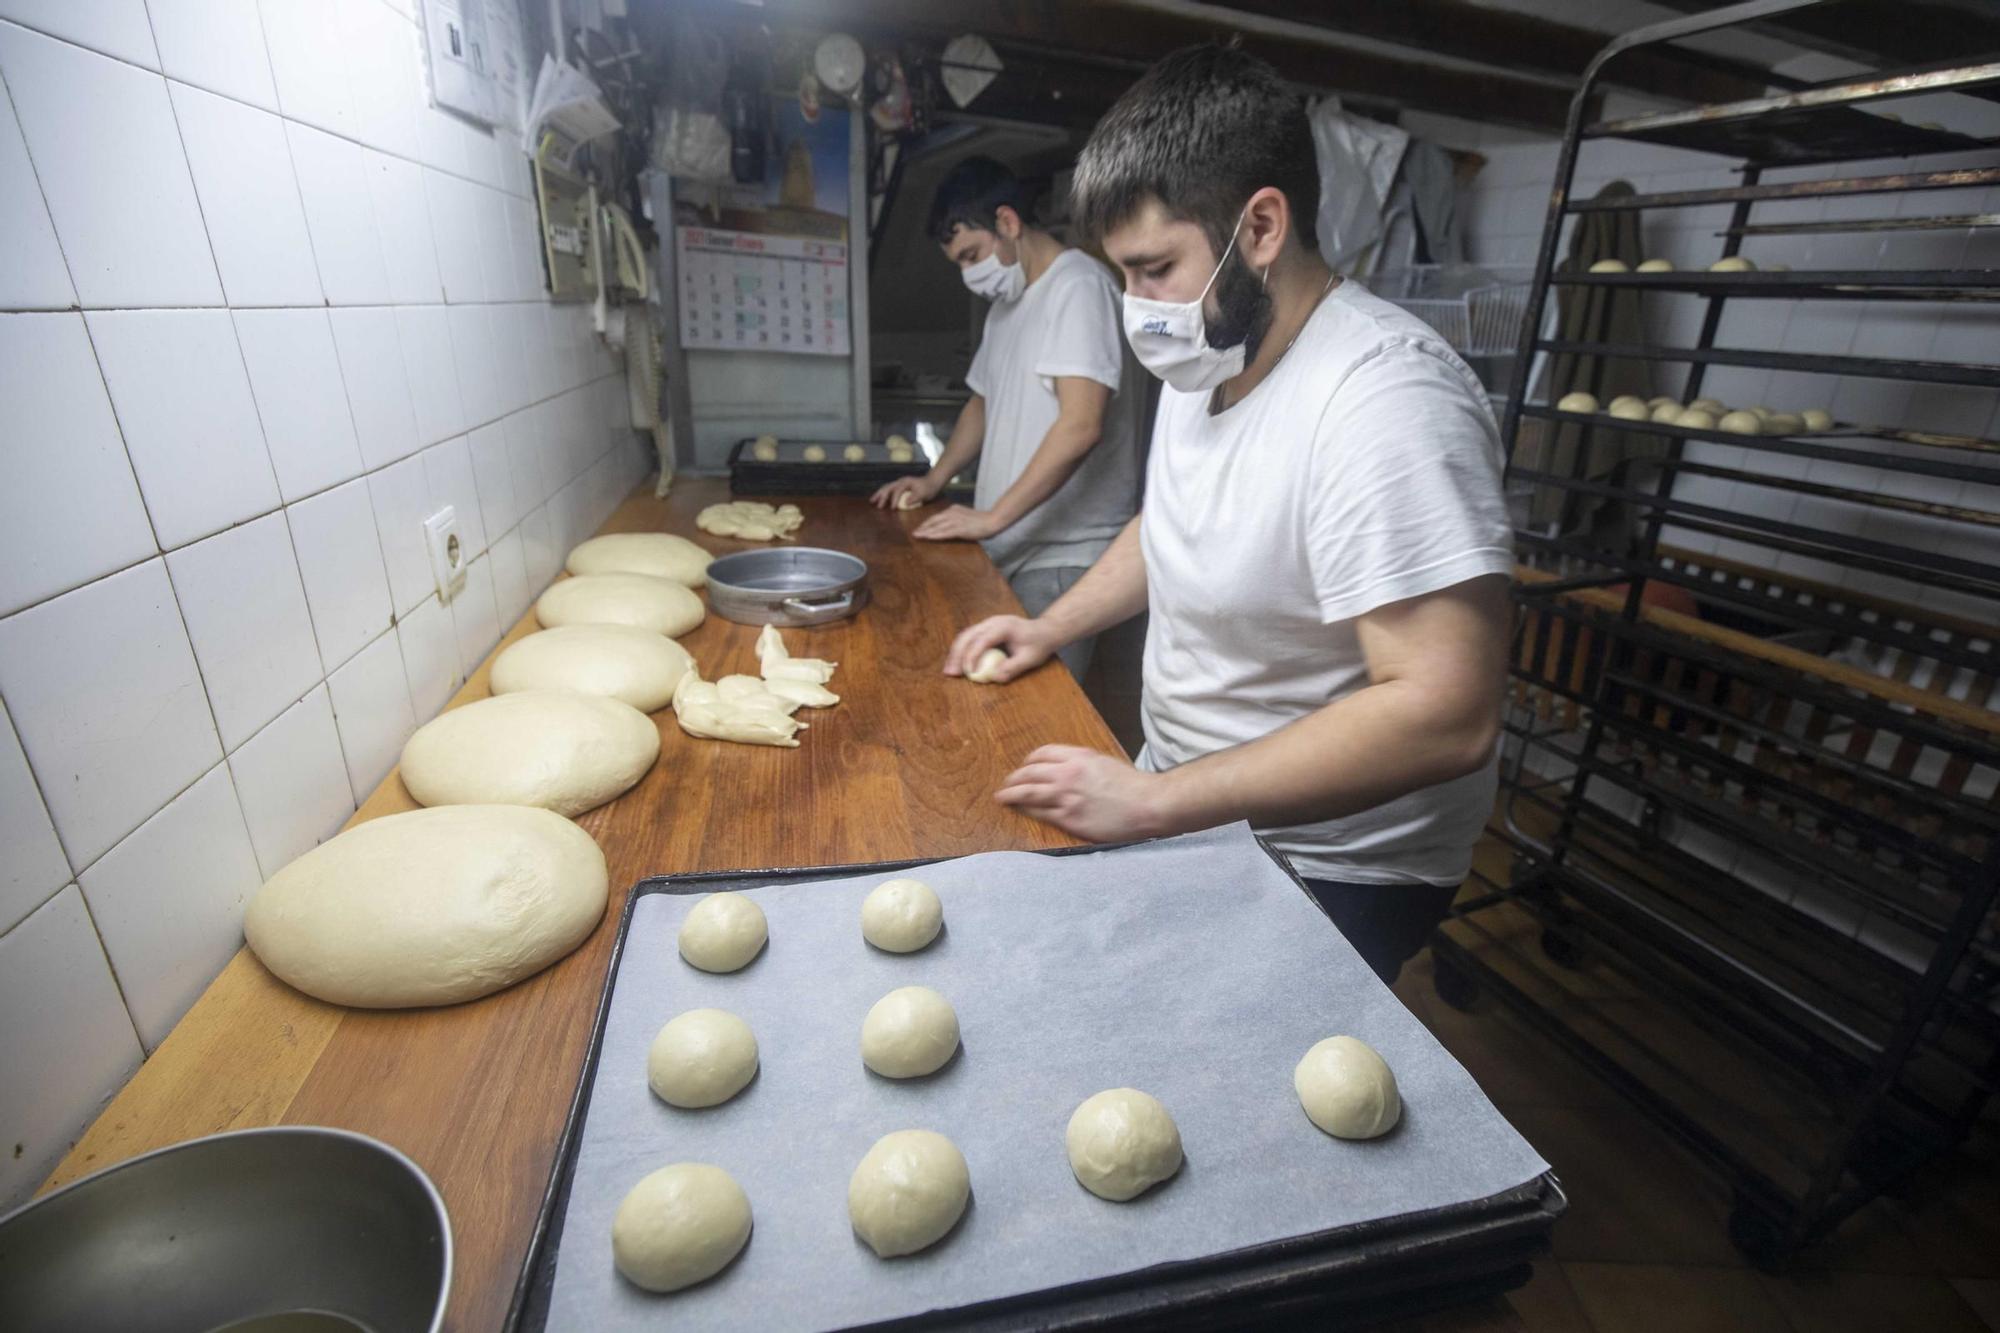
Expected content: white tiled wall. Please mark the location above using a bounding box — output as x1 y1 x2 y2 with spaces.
0 0 651 1207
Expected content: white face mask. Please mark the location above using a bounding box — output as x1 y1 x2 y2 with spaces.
1121 207 1256 393
961 248 1025 303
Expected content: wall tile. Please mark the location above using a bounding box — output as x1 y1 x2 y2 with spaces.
340 0 419 161
367 451 434 615
257 0 353 134
399 304 465 444
0 0 157 68
0 885 143 1209
364 150 442 304
0 560 220 869
165 511 323 750
487 523 529 627
0 23 218 307
86 308 278 550
493 302 532 415
0 695 68 935
233 307 364 502
149 0 277 111
467 421 519 542
0 67 73 309
518 501 558 592
425 168 485 303
505 402 549 511
77 763 261 1049
168 82 321 307
287 121 390 306
396 591 459 720
328 305 419 469
0 314 156 616
285 477 392 671
448 552 499 676
421 434 486 557
227 685 353 878
474 187 515 305
325 628 413 803
447 300 502 427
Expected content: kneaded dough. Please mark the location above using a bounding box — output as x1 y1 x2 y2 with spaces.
750 434 779 462
887 446 915 464
1587 258 1629 273
612 1163 752 1292
895 491 921 510
1294 1035 1402 1139
648 1008 758 1108
1687 397 1726 415
965 647 1008 684
679 892 768 972
861 878 943 952
757 624 838 685
490 625 694 713
536 573 705 637
244 805 606 1008
1763 411 1804 435
1647 395 1677 410
565 532 714 587
1708 255 1755 272
399 691 659 817
843 444 867 462
674 669 806 747
885 433 911 451
1636 258 1675 272
802 444 828 462
1675 408 1717 430
1609 398 1650 421
1801 408 1834 432
848 1130 969 1257
1718 409 1764 435
763 676 840 709
861 985 959 1077
1555 391 1598 413
1607 394 1646 413
697 501 805 542
1650 401 1683 424
1066 1088 1184 1201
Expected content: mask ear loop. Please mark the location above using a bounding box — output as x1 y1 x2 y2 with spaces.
1195 202 1254 304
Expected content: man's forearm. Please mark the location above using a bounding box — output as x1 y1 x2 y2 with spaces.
987 420 1097 528
1037 516 1149 644
926 398 984 486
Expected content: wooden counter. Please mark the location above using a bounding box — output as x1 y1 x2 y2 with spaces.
46 477 1522 1333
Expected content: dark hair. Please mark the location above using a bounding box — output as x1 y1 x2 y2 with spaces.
1071 45 1319 255
925 156 1027 245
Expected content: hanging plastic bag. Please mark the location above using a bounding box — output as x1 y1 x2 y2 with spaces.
1308 97 1409 274
650 14 730 182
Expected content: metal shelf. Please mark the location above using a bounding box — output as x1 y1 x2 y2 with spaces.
1565 167 2000 216
1551 269 2000 302
1534 338 2000 387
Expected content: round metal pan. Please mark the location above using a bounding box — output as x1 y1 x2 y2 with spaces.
705 546 869 627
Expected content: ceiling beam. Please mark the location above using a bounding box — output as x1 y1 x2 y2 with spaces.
1646 0 2000 72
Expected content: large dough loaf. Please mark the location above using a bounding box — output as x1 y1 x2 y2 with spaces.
535 573 705 637
400 690 660 816
244 805 608 1007
490 625 695 713
565 532 714 587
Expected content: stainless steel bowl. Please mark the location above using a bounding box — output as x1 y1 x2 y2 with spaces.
0 1126 450 1333
705 546 870 627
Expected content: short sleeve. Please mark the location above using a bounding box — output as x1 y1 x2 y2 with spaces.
964 305 996 398
1031 262 1122 393
1307 341 1515 624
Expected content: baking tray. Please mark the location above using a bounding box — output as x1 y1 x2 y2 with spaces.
728 438 927 497
507 828 1563 1331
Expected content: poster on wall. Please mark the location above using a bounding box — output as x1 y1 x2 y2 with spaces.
674 100 852 355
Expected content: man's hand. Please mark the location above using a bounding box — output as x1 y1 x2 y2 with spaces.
871 474 939 510
914 504 1003 542
995 745 1169 842
943 615 1061 680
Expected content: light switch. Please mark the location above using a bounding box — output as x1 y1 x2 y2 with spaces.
424 506 466 603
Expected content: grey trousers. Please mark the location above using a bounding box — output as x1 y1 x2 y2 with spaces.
1009 565 1095 680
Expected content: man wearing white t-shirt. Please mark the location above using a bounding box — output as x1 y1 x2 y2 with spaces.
943 48 1514 982
873 157 1141 678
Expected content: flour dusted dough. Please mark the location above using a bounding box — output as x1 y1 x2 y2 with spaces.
1555 391 1598 413
848 1130 969 1257
895 491 921 510
756 624 838 685
861 877 943 952
696 501 804 541
966 647 1008 683
490 625 694 713
536 573 705 637
673 668 805 747
244 805 607 1008
678 891 768 972
565 532 714 587
612 1163 752 1292
1294 1035 1402 1139
763 676 840 708
648 1008 759 1108
399 691 659 817
862 985 960 1077
1065 1088 1184 1201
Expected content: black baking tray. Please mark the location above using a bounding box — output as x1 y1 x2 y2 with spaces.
506 839 1565 1331
728 438 928 497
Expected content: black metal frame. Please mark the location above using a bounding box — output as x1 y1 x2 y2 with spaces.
1460 0 2000 1267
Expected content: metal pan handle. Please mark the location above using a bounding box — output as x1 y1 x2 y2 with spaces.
780 592 855 623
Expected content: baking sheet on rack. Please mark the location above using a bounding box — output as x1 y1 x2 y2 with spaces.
544 822 1548 1331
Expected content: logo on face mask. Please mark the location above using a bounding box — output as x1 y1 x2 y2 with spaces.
1141 317 1170 335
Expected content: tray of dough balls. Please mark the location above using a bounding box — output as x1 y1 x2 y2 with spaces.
510 823 1556 1331
728 434 927 497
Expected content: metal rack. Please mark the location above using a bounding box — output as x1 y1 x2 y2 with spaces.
1445 0 2000 1265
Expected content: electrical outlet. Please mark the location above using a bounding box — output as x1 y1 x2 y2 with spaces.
424 506 466 603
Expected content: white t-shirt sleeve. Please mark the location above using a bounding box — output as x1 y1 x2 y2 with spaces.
1031 264 1122 393
1306 341 1515 624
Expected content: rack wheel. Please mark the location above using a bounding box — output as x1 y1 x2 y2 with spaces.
1727 1197 1787 1270
1539 925 1585 970
1433 955 1481 1012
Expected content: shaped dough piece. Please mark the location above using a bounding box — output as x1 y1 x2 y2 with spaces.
565 532 714 588
1649 402 1683 424
885 433 911 451
612 1164 752 1292
750 434 779 462
1608 398 1649 421
763 676 840 709
536 573 705 637
1687 397 1726 415
678 892 768 972
843 444 867 462
648 1008 758 1108
895 491 921 510
399 691 659 817
861 877 943 952
1294 1035 1401 1139
244 805 607 1008
862 985 960 1077
1708 255 1755 272
1066 1088 1184 1201
673 668 804 748
848 1130 969 1258
1763 412 1804 436
1717 410 1763 435
1556 391 1598 413
1587 258 1629 273
1801 408 1835 432
696 501 805 541
490 625 694 713
1636 258 1675 272
802 445 827 462
1675 408 1717 430
717 673 802 715
965 647 1008 684
756 624 838 685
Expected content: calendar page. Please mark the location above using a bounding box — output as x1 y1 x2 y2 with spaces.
675 226 851 357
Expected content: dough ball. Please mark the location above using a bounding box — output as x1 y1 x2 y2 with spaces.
1608 398 1650 421
885 433 911 451
399 691 659 817
802 445 827 462
1687 397 1726 414
1748 405 1774 420
536 573 705 638
847 1130 969 1258
1718 410 1764 435
1294 1035 1401 1140
566 532 714 588
861 985 959 1078
648 1008 758 1108
1649 402 1683 424
843 444 867 462
611 1163 752 1292
1708 255 1755 272
490 625 695 714
861 878 943 953
895 491 921 511
965 647 1007 684
1586 258 1629 273
1607 394 1646 413
1636 258 1674 272
1763 411 1804 435
678 892 768 972
1065 1088 1184 1201
244 805 606 1008
887 445 914 464
1646 395 1677 409
1675 408 1717 430
750 434 779 462
1555 391 1598 414
1801 408 1834 432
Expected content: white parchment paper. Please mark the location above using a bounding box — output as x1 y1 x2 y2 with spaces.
543 823 1547 1330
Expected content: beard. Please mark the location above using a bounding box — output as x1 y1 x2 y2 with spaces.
1203 248 1274 363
